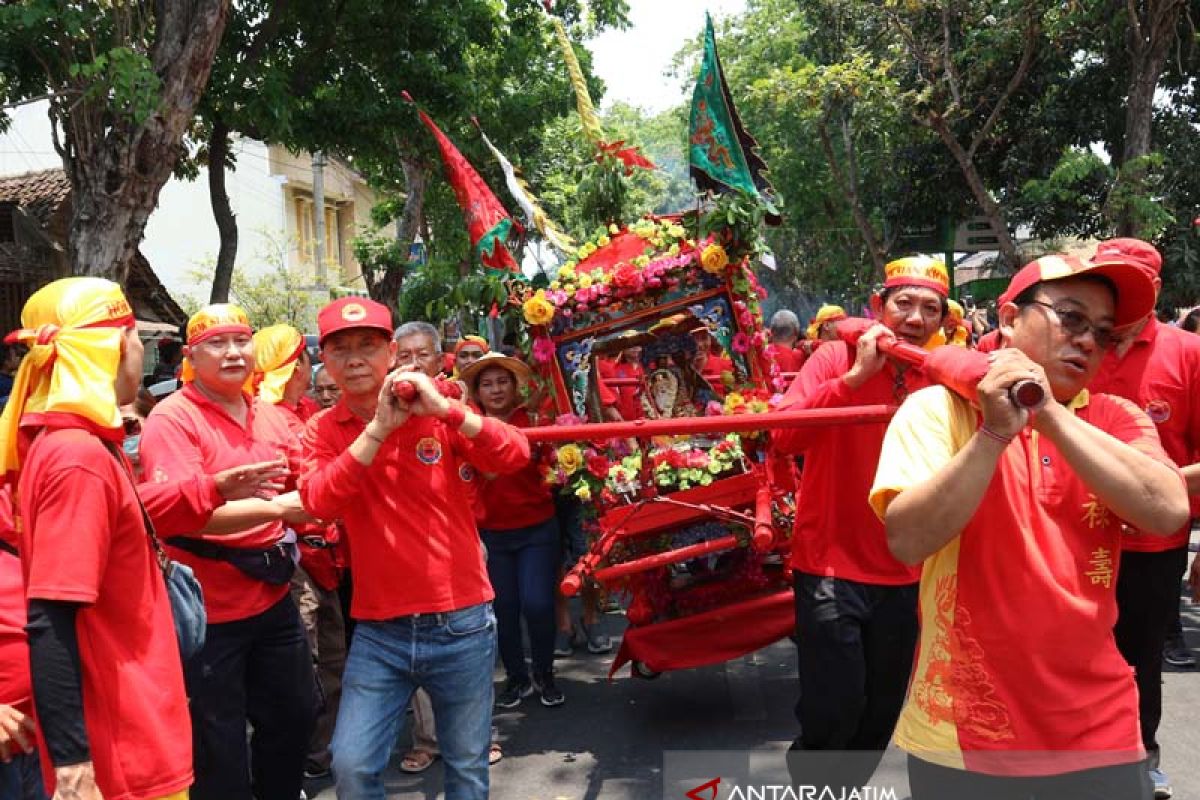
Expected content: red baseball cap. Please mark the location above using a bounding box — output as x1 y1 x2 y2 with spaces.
317 298 393 345
998 253 1156 328
1090 237 1162 278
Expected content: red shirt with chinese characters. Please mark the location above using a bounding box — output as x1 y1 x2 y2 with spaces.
140 383 301 623
300 403 530 620
476 408 554 531
1089 318 1200 552
773 340 928 585
19 424 192 800
870 387 1181 776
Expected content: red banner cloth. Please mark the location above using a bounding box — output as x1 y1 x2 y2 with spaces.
608 588 794 678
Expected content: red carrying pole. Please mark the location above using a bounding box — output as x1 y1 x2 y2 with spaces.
524 405 896 443
752 483 774 552
592 534 741 583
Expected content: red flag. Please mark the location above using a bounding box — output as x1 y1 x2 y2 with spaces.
407 95 521 274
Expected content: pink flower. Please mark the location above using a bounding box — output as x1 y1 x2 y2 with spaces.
554 413 585 426
731 332 751 354
532 336 555 364
705 401 724 416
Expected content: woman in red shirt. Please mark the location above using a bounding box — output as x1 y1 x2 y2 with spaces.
461 353 564 709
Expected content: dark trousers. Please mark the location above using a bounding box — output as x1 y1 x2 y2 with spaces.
0 751 47 800
1113 546 1187 754
481 518 561 680
787 572 918 791
185 594 318 800
908 755 1152 800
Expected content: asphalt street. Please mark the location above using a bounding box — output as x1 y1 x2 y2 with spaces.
310 582 1200 800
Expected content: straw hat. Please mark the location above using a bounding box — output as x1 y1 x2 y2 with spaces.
459 351 533 389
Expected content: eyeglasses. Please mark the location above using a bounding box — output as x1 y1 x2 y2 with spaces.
1023 300 1118 350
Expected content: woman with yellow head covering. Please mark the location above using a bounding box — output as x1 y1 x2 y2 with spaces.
806 304 847 342
251 324 314 418
4 277 198 800
928 299 971 348
251 323 345 775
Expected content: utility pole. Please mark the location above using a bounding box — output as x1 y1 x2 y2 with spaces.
312 151 327 287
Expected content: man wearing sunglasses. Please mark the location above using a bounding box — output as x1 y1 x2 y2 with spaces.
1085 238 1200 799
870 254 1188 799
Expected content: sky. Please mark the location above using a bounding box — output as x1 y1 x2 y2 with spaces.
587 0 747 115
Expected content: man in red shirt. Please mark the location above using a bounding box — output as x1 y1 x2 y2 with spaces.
1084 238 1200 799
140 304 317 800
766 309 804 376
871 253 1187 798
773 255 949 792
301 299 530 800
4 278 198 800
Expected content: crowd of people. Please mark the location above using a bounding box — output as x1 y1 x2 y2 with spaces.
0 235 1195 800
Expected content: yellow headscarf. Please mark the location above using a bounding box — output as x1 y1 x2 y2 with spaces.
251 324 305 404
806 305 847 341
179 303 253 383
0 277 136 479
928 299 969 348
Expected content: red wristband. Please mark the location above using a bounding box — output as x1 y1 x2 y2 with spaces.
977 425 1013 446
443 402 467 429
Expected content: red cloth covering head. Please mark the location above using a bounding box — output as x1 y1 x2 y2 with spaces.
317 298 393 345
1090 237 1163 279
998 253 1156 328
884 256 949 297
185 304 252 346
454 335 489 356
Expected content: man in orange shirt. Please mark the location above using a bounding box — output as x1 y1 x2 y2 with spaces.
774 256 948 793
140 305 317 800
871 254 1188 798
301 299 529 800
1085 238 1200 799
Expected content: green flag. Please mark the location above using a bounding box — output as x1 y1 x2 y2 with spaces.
689 13 779 222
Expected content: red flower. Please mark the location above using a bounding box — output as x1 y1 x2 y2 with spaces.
586 453 610 479
612 262 643 292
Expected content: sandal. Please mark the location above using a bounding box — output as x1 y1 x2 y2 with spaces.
400 750 438 773
489 742 503 765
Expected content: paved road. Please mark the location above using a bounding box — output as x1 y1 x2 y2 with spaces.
310 586 1200 800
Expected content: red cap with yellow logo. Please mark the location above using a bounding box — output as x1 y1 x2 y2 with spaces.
317 297 393 345
998 253 1156 328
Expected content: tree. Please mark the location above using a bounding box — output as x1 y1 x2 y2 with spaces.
1111 0 1190 235
193 1 628 317
0 1 231 282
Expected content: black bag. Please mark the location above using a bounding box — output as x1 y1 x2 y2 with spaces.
166 536 297 585
104 443 207 661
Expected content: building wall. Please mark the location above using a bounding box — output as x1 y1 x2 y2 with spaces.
0 101 393 304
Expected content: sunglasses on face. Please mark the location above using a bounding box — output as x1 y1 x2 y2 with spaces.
1024 300 1118 350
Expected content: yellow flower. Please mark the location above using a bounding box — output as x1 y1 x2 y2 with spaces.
633 255 650 267
557 444 583 475
701 243 729 274
597 235 611 247
748 400 769 414
578 274 593 289
557 264 575 280
609 223 620 234
549 280 561 291
523 290 556 325
668 244 680 256
574 483 592 501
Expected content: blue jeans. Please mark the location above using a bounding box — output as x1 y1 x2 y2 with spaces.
0 750 48 800
481 517 560 680
331 602 497 800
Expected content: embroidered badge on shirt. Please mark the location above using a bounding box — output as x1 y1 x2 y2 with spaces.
1085 546 1115 588
1145 399 1171 424
416 437 442 465
1082 493 1111 529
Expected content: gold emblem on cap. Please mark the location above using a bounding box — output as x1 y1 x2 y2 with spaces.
341 303 367 322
